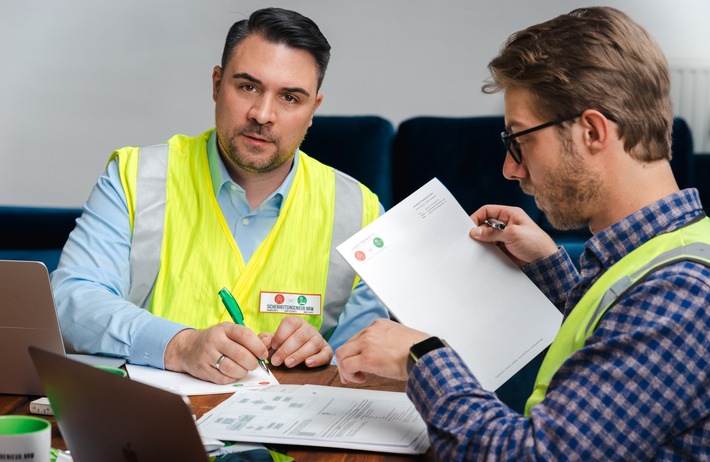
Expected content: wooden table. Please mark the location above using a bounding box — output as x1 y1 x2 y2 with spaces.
0 365 435 461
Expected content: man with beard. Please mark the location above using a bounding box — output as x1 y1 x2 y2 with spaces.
336 7 710 460
52 8 387 384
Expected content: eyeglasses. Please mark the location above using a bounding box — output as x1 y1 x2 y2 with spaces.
500 112 583 164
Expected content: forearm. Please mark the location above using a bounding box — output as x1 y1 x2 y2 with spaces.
521 246 579 311
327 279 389 354
53 270 186 368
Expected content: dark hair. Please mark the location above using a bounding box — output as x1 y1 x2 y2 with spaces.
483 7 673 162
221 7 331 90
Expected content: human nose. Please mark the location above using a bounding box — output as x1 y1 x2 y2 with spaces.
248 94 275 125
502 151 528 181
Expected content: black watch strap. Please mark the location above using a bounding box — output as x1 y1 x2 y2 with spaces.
407 336 448 375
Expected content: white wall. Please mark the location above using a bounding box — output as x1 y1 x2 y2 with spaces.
2 0 710 207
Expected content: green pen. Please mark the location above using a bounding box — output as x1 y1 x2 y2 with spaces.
218 287 271 375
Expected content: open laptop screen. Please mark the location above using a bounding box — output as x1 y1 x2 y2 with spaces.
30 347 209 462
0 260 65 395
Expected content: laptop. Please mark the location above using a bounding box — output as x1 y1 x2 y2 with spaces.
0 260 123 395
30 346 209 462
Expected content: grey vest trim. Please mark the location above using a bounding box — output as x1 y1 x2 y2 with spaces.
585 242 710 335
127 144 169 309
321 170 364 337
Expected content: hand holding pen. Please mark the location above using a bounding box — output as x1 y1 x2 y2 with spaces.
218 288 271 375
470 206 560 266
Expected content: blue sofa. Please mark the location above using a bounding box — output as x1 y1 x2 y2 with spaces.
0 206 81 273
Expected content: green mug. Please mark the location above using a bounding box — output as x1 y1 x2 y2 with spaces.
0 415 51 462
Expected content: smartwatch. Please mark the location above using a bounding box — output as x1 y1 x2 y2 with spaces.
407 336 449 375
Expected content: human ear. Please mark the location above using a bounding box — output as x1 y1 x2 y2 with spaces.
579 110 612 154
308 93 324 127
212 66 222 102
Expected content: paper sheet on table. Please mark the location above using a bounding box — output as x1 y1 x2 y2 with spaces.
126 364 278 395
197 384 430 455
336 178 563 390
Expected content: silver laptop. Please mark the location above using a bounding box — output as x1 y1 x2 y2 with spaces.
0 260 123 395
29 347 209 462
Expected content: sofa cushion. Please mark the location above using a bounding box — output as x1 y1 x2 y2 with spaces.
392 116 540 220
0 206 81 272
300 115 395 209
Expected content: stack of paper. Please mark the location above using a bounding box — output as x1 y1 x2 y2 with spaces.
197 384 430 454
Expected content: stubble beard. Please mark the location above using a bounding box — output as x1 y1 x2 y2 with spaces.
220 123 303 174
521 136 603 231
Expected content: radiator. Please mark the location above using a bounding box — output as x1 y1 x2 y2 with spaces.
670 64 710 153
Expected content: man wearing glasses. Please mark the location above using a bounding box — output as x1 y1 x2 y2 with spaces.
336 7 710 460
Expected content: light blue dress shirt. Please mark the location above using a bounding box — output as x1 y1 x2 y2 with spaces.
51 131 388 369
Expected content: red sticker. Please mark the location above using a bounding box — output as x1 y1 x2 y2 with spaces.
355 251 366 261
274 294 285 304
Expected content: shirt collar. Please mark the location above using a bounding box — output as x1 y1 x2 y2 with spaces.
207 130 299 209
579 188 705 273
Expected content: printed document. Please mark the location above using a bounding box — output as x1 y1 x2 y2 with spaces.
336 178 563 390
126 364 278 395
197 384 430 454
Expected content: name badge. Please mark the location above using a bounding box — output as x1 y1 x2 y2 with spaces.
259 291 322 316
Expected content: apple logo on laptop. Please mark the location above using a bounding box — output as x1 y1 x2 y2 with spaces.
122 443 138 462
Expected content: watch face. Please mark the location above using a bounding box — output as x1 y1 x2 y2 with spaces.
411 337 446 359
408 337 447 375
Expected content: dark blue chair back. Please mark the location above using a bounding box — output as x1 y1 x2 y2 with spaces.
392 116 540 220
300 115 395 209
670 117 695 189
0 206 81 272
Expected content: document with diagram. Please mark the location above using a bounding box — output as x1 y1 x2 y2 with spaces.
336 178 563 390
197 384 430 454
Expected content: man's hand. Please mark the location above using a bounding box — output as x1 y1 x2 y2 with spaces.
469 205 558 266
164 323 269 384
258 317 333 368
336 319 429 384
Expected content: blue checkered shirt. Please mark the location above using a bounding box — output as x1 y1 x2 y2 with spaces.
407 189 710 461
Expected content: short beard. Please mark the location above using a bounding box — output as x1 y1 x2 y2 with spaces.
219 123 303 174
524 130 603 231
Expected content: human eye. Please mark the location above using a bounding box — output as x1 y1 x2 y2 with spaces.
240 83 258 94
282 93 300 104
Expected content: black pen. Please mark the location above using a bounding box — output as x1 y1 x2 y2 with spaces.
483 218 506 230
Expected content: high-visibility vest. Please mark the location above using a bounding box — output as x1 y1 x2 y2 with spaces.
110 130 380 337
525 216 710 417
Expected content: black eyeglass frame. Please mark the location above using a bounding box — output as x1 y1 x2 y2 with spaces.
500 112 584 164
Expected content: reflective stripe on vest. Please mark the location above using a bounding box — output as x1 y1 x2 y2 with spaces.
322 170 363 337
127 143 169 308
524 217 710 417
127 144 367 336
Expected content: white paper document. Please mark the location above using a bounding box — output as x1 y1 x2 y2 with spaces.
126 364 278 395
336 178 563 390
197 384 430 454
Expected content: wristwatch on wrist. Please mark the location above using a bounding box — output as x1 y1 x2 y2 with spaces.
407 336 449 375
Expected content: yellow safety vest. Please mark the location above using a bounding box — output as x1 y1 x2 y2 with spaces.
525 217 710 417
111 130 380 336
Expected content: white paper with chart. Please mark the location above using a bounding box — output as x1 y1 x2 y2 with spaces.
336 178 563 390
196 384 430 454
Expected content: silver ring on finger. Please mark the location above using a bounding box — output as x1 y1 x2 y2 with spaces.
214 354 227 371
